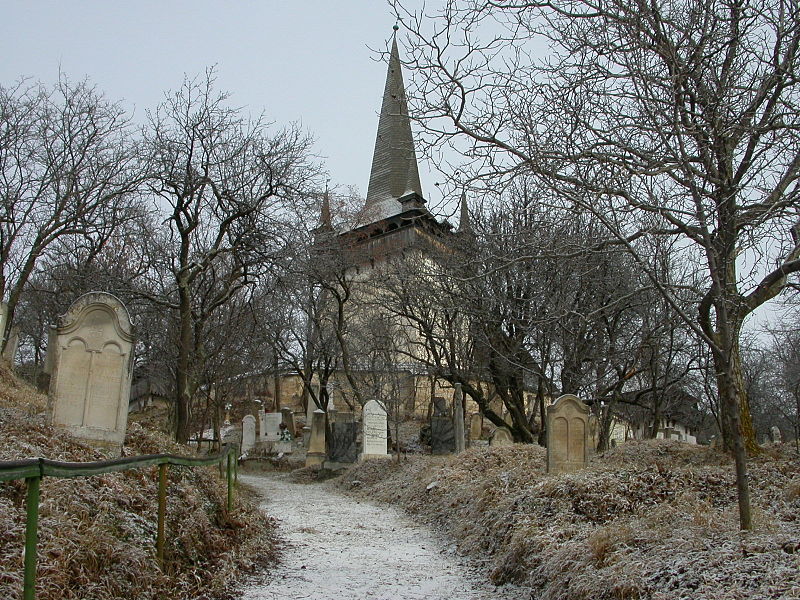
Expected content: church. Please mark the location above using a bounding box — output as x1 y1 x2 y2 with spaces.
304 32 464 421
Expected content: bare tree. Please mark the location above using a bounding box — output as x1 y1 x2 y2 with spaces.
391 0 800 530
0 76 141 350
141 70 318 443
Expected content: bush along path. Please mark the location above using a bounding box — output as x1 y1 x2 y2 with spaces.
236 472 527 600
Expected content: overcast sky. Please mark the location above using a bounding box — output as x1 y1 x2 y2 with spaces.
0 1 449 213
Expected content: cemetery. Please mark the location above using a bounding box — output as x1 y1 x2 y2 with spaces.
2 2 800 599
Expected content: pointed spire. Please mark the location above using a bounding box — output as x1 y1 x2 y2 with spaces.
320 185 332 231
364 30 423 219
457 190 472 234
313 185 333 239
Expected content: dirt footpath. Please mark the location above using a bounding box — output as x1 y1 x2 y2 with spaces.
237 473 528 600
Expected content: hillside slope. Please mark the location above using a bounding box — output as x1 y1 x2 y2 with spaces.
337 442 800 599
0 367 275 600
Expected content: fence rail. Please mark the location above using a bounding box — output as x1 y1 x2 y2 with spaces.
0 444 239 600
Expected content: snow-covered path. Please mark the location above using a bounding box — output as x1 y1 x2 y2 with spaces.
237 473 527 600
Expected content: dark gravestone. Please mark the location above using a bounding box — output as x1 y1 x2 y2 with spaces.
432 396 449 417
430 415 455 455
329 421 358 463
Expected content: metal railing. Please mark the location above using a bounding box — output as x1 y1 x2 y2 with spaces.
0 444 239 600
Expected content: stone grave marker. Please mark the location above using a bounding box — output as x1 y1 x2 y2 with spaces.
275 440 293 454
453 383 466 453
432 396 449 417
489 426 514 447
430 416 455 455
305 409 327 467
47 292 134 453
303 393 319 447
276 421 293 454
771 425 783 443
258 411 267 442
546 394 591 474
330 421 359 463
281 407 296 437
263 412 282 442
242 415 256 454
361 400 388 459
469 413 483 442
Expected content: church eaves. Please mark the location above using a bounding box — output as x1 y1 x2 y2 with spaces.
364 34 424 222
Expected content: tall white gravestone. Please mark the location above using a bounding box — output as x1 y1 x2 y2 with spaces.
361 399 388 460
242 415 257 454
47 292 134 453
263 412 283 442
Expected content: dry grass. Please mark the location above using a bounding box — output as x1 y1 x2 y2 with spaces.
336 440 800 600
0 365 276 600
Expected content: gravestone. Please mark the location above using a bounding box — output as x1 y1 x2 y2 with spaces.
263 412 282 442
276 422 293 454
242 415 256 454
546 394 591 474
453 383 466 453
469 413 483 441
329 421 359 463
47 292 134 453
489 426 513 447
771 425 783 443
361 400 388 459
275 440 292 454
306 409 327 467
276 417 294 454
258 411 267 442
430 416 455 455
281 407 296 437
432 396 449 417
334 411 355 423
303 393 318 447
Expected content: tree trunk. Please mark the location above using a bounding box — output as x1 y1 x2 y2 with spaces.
729 343 759 454
717 365 753 530
175 281 193 444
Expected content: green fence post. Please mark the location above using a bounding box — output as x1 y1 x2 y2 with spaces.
23 474 41 600
156 463 168 563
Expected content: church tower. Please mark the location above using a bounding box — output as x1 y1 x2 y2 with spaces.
307 30 456 418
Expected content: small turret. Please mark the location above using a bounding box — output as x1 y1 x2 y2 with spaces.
457 190 473 234
312 187 334 240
